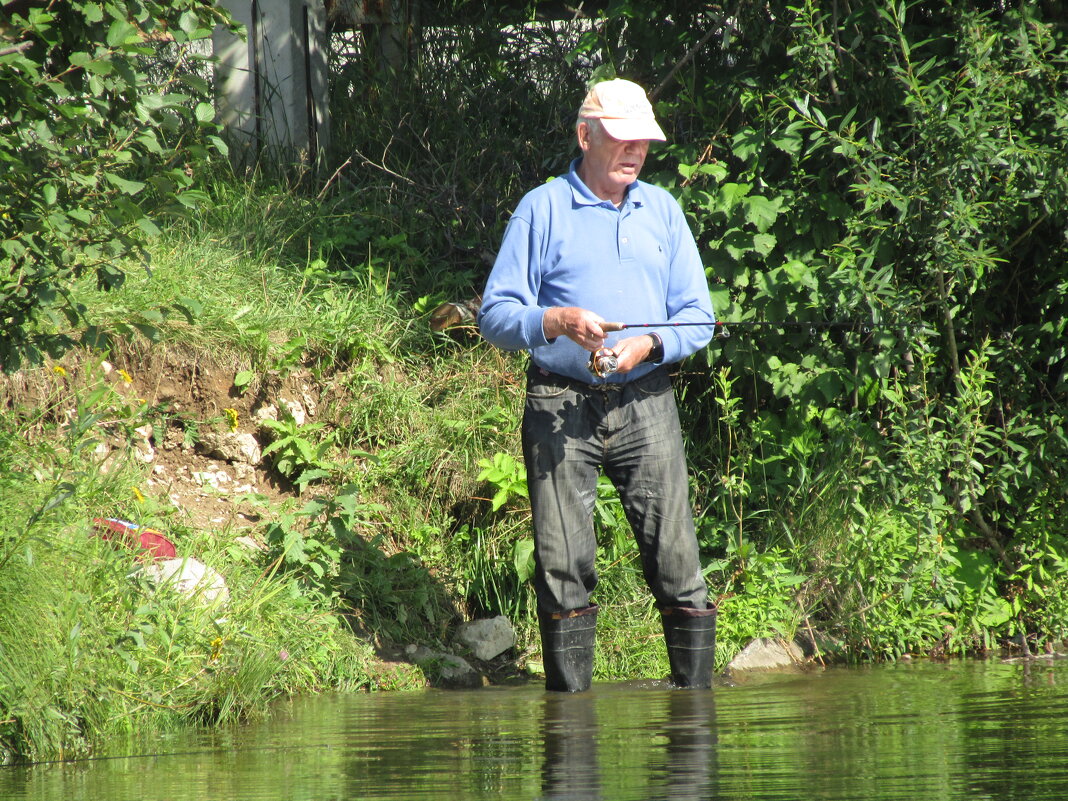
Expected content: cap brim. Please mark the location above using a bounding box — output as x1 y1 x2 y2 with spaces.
600 117 667 142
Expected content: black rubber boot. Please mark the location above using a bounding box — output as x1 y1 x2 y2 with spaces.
661 605 717 689
539 605 598 692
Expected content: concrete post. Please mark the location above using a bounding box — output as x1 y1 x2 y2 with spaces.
212 0 330 168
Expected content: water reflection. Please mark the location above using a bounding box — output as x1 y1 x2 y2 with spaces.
539 685 716 801
650 690 717 801
540 692 600 800
4 659 1068 800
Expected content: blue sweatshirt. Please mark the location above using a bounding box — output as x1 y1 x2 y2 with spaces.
478 159 716 384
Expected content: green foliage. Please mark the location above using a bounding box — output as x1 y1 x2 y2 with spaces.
476 452 528 512
260 416 335 490
0 0 238 372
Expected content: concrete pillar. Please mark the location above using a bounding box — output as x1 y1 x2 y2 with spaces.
213 0 330 168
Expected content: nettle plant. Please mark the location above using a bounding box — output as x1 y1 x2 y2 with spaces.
0 0 238 371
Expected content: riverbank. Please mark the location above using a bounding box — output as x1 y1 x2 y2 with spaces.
3 172 1067 765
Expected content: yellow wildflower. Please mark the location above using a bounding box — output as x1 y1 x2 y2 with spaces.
132 487 145 502
52 365 67 376
224 408 239 432
117 369 133 384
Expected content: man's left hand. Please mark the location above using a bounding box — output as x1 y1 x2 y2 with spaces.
610 334 655 374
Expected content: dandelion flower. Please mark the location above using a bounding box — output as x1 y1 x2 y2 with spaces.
117 369 133 384
52 365 67 376
224 408 239 432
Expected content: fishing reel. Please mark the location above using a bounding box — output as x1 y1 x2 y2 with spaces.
587 347 619 378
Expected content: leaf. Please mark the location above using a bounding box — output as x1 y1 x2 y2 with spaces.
195 102 215 124
296 468 330 487
744 195 782 232
207 135 229 157
716 183 751 215
136 216 161 237
771 120 805 155
105 173 146 195
132 323 161 342
512 538 535 582
106 19 139 47
751 232 777 256
171 297 203 323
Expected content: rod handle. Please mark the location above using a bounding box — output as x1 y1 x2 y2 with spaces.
598 321 627 332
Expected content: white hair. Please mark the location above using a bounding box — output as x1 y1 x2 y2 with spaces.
576 116 605 142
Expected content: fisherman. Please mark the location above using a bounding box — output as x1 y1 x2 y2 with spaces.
477 78 718 691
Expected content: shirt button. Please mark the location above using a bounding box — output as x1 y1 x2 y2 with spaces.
621 237 629 244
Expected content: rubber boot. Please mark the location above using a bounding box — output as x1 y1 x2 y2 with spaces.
661 605 717 689
539 605 598 692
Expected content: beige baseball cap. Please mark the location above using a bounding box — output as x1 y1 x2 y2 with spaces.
578 79 666 142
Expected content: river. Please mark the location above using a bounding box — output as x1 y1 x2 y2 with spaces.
3 657 1068 800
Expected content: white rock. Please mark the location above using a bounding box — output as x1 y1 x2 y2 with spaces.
133 440 155 464
728 638 806 672
198 431 262 466
281 398 306 425
253 404 278 424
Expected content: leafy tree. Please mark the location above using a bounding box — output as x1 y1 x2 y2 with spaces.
382 1 1068 643
0 0 236 371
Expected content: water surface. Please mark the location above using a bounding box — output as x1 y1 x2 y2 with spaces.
4 657 1068 800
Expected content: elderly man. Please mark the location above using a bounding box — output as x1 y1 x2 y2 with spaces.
478 78 717 692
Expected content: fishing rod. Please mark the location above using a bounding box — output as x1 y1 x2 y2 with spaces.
599 320 884 336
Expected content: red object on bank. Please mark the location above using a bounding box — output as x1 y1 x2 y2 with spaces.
92 518 177 560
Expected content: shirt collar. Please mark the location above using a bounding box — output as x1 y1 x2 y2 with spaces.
566 158 644 209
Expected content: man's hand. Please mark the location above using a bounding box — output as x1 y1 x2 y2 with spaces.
543 307 607 351
610 334 656 374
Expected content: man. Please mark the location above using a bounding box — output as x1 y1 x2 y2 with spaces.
477 78 717 691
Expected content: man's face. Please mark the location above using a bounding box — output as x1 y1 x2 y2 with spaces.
578 122 650 200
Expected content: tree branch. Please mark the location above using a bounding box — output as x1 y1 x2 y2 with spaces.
0 41 33 58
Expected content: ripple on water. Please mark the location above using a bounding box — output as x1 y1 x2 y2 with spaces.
4 658 1068 801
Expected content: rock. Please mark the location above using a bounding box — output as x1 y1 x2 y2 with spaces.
253 404 278 424
235 535 267 552
132 557 230 607
192 469 232 491
407 645 486 689
198 431 262 466
728 637 806 672
281 398 307 425
133 424 155 463
456 616 515 661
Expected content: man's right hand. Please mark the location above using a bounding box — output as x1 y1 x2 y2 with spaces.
543 306 607 351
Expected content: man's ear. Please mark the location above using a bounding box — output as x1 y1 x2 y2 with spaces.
576 121 591 152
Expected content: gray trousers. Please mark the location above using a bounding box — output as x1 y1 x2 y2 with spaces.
521 364 708 615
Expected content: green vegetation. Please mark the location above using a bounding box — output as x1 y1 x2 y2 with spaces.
3 0 1068 766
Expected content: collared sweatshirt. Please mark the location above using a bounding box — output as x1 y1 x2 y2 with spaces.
478 159 716 384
